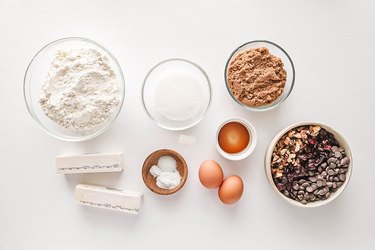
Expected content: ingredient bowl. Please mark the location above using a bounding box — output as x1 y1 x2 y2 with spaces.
265 122 353 208
216 117 257 161
225 40 295 112
23 37 125 141
142 58 211 130
142 149 188 195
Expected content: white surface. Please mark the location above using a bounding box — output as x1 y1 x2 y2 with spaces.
0 0 374 249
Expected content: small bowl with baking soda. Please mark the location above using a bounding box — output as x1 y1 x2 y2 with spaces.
142 149 188 195
216 118 257 161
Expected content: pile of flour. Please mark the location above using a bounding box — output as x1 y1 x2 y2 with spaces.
39 48 121 130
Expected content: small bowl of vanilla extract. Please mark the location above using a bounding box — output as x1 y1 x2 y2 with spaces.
215 117 257 161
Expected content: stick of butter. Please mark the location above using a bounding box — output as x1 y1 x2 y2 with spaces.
75 184 143 215
56 152 123 174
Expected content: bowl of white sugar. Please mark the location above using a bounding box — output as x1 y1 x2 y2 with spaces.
142 58 211 130
24 37 125 141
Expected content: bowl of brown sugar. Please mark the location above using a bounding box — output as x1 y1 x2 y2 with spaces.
225 40 295 111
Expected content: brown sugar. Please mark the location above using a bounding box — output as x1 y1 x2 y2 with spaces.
227 47 287 107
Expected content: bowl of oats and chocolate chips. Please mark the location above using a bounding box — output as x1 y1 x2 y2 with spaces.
265 122 353 207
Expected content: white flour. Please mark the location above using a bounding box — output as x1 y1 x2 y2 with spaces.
39 48 121 130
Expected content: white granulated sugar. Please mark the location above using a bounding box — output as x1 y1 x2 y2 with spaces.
39 48 121 130
154 71 204 121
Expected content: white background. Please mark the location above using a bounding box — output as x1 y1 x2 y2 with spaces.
0 0 374 249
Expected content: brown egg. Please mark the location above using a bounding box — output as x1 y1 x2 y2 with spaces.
218 122 250 154
199 160 224 189
218 175 244 205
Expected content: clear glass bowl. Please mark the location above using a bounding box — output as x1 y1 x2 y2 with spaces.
23 37 125 141
224 40 295 112
142 58 212 130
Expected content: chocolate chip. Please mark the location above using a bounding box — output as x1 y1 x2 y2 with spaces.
309 177 317 182
334 151 342 158
329 163 336 169
327 158 336 164
340 157 350 166
309 194 316 201
302 182 309 188
328 169 335 176
317 188 328 196
339 174 346 181
304 193 310 199
339 168 347 174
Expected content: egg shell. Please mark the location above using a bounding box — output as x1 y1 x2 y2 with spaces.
199 160 224 189
218 175 244 205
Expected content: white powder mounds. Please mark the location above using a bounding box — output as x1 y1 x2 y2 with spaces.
154 71 204 121
39 48 121 130
149 156 181 190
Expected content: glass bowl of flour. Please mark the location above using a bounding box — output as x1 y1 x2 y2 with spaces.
142 59 211 130
24 37 125 141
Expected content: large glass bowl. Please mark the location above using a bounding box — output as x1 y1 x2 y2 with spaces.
142 58 212 130
23 37 125 141
224 40 295 112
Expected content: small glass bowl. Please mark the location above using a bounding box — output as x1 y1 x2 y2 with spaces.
224 40 295 112
23 37 125 141
142 58 212 130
